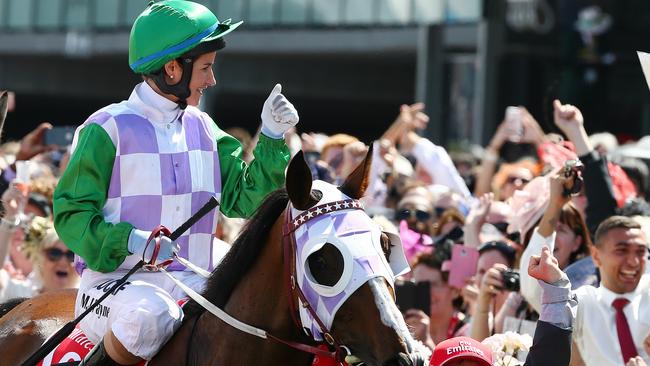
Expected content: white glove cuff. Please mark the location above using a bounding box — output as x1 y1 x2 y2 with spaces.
127 228 150 255
260 124 284 139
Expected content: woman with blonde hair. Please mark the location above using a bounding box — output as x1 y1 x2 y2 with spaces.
20 216 79 293
0 186 78 301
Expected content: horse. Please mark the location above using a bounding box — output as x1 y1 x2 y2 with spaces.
0 148 430 366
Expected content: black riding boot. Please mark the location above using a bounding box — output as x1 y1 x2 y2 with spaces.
77 340 120 366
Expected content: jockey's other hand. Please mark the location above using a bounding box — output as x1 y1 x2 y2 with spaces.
260 83 299 138
128 229 180 264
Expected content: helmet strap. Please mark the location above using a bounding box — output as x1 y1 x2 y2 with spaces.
150 56 194 110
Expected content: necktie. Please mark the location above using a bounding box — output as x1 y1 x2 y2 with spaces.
612 298 638 363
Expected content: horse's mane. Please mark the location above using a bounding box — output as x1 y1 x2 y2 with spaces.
184 188 289 316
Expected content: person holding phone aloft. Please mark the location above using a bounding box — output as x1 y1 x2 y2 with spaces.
474 106 546 201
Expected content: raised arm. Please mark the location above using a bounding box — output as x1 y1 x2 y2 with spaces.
524 246 577 366
389 104 471 198
463 193 493 248
520 173 573 312
553 100 617 233
214 125 291 219
0 185 24 266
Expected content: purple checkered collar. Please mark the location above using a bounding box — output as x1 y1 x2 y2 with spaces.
128 82 182 125
288 180 410 340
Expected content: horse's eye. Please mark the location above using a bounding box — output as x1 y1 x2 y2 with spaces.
307 243 344 287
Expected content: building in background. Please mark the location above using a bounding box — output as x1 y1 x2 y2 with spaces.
0 0 648 146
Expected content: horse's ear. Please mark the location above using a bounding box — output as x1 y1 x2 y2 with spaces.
339 143 373 199
286 151 319 210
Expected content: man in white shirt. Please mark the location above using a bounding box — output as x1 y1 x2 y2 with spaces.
572 216 650 366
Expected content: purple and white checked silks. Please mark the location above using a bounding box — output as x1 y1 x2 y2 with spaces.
288 180 410 341
72 83 221 273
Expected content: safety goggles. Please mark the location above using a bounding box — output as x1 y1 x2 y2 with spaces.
44 248 75 263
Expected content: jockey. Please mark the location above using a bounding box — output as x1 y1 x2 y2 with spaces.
52 1 298 365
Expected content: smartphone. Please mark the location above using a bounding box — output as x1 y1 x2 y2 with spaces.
395 281 430 315
45 126 76 147
504 106 524 143
448 244 479 289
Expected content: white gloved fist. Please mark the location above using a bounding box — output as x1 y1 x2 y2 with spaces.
260 84 299 139
128 229 179 264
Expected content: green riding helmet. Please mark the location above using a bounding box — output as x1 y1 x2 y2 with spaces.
129 0 242 75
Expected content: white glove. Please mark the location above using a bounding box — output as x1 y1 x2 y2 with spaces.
128 229 179 263
260 84 299 138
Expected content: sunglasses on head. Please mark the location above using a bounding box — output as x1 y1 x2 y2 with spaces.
396 209 432 222
44 248 75 263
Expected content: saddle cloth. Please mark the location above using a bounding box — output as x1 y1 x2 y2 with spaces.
40 328 344 366
37 324 146 366
37 299 190 366
38 301 345 366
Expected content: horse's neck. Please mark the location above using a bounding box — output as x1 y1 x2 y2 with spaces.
190 218 314 366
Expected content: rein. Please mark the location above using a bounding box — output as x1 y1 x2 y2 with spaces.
165 198 365 364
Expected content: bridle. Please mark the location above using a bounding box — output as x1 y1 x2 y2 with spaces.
157 198 367 364
281 198 366 364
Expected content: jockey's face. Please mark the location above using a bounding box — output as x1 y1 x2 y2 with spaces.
186 51 217 107
162 51 218 107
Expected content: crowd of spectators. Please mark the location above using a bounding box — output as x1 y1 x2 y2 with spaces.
1 96 649 366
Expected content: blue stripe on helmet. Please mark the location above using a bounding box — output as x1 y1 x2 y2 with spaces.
130 21 219 71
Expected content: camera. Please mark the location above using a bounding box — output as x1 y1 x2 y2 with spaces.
563 159 585 196
501 269 520 292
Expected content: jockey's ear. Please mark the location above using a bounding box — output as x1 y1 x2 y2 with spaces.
339 143 373 199
286 151 319 210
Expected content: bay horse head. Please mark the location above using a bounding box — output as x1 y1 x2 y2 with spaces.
283 147 431 366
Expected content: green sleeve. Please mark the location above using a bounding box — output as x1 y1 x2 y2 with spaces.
53 123 133 273
213 125 290 218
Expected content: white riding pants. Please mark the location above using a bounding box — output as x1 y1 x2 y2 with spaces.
74 269 205 360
